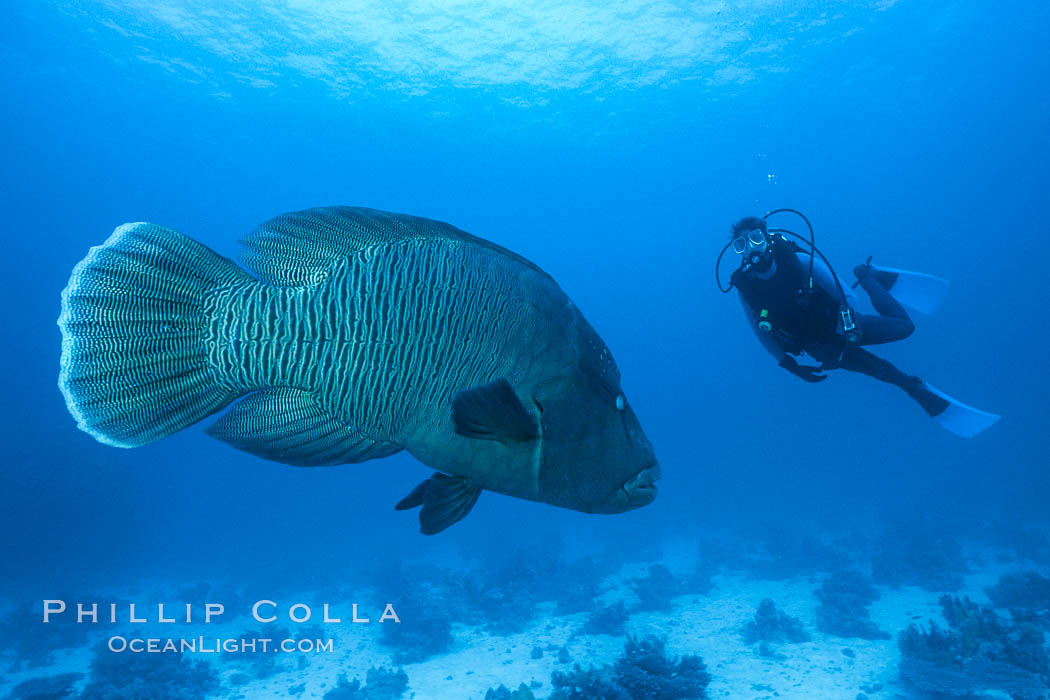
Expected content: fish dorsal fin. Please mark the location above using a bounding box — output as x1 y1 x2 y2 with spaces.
395 473 482 535
241 206 549 287
452 379 539 443
206 388 401 466
241 206 466 286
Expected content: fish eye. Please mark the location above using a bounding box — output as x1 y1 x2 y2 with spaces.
615 395 625 411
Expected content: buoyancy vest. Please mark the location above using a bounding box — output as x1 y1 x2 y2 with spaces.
731 235 841 352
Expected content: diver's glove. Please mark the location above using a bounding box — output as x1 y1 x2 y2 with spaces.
779 355 828 383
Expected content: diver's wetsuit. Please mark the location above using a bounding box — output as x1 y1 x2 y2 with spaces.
849 275 914 346
732 235 948 417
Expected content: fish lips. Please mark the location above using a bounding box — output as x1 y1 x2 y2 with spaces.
622 463 661 509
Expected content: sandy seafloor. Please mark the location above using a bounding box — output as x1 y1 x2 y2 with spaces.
2 542 1044 700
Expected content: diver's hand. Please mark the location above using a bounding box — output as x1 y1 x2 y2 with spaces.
779 355 828 383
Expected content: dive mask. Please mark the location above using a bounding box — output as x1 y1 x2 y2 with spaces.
732 228 768 255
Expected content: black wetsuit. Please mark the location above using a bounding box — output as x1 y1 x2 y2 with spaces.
731 236 948 417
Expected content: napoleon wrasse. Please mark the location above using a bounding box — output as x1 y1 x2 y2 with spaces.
58 207 660 533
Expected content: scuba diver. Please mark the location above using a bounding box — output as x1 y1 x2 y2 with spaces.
717 209 999 437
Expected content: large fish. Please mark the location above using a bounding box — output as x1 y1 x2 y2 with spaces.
58 207 659 533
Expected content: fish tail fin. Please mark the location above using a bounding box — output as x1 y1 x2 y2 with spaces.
58 222 254 447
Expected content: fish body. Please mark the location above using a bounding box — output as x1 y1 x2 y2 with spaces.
59 207 658 533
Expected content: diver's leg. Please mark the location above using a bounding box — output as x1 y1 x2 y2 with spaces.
838 347 948 417
855 276 914 345
858 275 908 318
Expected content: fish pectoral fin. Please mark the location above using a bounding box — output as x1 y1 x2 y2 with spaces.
452 379 538 443
394 480 428 511
205 388 401 466
395 473 482 535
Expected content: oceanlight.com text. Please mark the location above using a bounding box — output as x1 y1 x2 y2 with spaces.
106 635 335 654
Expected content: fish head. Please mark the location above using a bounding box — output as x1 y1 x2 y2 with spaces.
534 322 659 514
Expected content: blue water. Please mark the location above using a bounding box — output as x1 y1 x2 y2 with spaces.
2 1 1049 696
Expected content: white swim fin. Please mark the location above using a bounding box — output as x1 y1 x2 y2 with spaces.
923 383 1001 438
868 265 950 314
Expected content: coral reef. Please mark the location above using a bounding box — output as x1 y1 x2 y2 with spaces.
615 635 710 699
447 548 614 633
871 521 967 592
750 528 851 580
986 571 1050 610
362 664 409 699
583 601 629 637
323 675 364 700
897 657 1049 699
631 565 685 612
742 598 809 645
0 601 93 671
549 635 709 700
484 683 536 700
697 528 850 581
554 579 599 617
551 663 628 700
368 548 618 637
448 569 522 635
684 563 714 597
814 571 890 640
377 595 453 664
322 667 408 700
987 524 1050 565
78 640 218 700
556 553 621 615
897 594 1049 698
219 623 322 679
5 673 82 700
223 625 284 679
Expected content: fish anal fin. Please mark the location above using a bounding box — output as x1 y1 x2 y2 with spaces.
395 473 482 535
206 388 401 466
452 379 538 443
